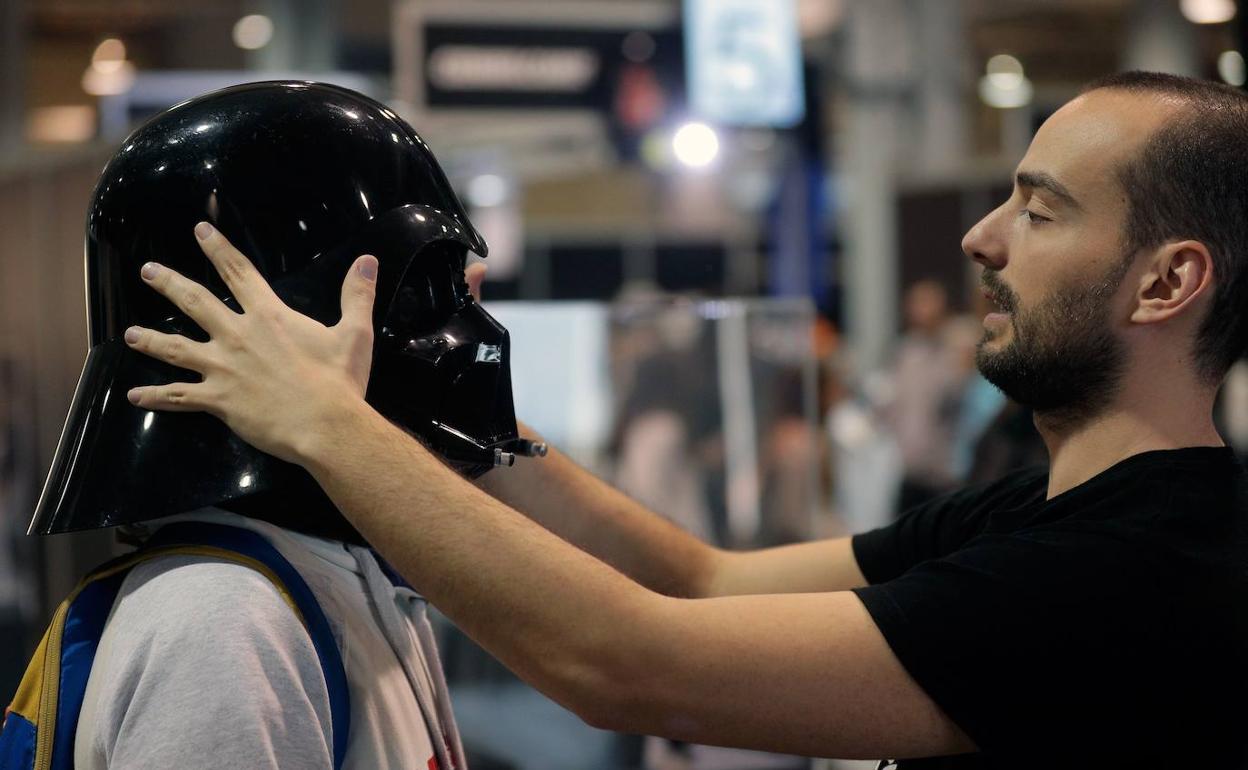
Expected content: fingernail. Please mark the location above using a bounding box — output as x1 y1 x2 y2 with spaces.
141 262 161 280
195 222 214 240
124 327 140 344
358 256 378 282
127 388 141 405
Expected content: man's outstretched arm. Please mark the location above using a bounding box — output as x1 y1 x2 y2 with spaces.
473 421 868 599
122 224 967 758
462 263 869 600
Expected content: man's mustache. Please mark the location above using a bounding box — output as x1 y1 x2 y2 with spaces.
981 271 1019 314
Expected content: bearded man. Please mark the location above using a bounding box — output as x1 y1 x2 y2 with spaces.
121 71 1248 767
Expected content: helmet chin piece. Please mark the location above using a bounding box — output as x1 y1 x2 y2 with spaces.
30 81 532 539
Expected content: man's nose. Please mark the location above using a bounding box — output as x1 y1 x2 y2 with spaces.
962 206 1008 271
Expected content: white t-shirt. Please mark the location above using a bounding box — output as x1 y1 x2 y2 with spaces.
74 509 462 770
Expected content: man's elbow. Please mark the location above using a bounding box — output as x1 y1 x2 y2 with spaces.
561 652 659 734
553 616 680 734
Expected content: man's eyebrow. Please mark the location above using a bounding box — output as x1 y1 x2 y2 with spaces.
1015 170 1082 210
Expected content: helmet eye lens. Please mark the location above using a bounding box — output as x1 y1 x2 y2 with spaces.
384 243 466 337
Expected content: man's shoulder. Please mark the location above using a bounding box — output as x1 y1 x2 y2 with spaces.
959 465 1048 502
916 465 1047 523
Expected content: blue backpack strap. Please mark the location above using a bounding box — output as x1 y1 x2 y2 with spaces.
142 522 351 770
51 569 132 770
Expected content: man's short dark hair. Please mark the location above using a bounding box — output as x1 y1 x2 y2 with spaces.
1084 71 1248 383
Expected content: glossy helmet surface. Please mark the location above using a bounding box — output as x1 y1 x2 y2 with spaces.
30 81 531 538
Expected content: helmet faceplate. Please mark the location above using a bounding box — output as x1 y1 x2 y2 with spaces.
30 81 523 537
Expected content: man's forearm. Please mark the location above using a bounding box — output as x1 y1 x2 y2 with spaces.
302 401 660 715
473 422 723 598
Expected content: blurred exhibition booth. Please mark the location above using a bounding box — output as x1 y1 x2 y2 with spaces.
4 1 1248 768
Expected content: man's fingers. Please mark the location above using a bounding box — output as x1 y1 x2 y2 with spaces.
194 222 278 310
126 382 212 412
124 326 214 374
466 262 487 303
339 255 378 333
139 261 238 335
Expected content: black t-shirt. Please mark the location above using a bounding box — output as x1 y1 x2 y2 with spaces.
851 447 1248 768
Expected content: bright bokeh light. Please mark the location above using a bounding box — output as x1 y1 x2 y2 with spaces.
1180 0 1236 24
986 54 1025 89
979 76 1033 109
83 61 135 95
979 54 1032 109
1219 50 1246 85
233 14 275 50
91 38 126 72
83 38 134 96
467 174 510 208
672 122 720 168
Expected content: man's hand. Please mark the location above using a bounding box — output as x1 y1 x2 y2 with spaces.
124 222 377 463
465 260 486 303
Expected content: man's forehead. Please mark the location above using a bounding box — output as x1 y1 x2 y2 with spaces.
1017 90 1177 202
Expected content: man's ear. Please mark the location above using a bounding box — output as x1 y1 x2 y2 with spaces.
1129 240 1214 326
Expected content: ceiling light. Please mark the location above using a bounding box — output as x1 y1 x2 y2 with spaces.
978 77 1033 109
1219 50 1246 85
1180 0 1236 24
986 54 1025 88
83 66 135 97
91 38 126 71
672 122 720 168
233 14 274 50
84 37 135 95
979 54 1032 109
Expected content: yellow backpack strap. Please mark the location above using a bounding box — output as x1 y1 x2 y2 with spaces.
1 548 148 770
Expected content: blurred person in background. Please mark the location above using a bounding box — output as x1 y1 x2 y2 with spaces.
755 368 820 547
822 353 903 536
123 71 1248 767
963 401 1046 486
946 311 1008 484
885 280 974 513
612 303 720 544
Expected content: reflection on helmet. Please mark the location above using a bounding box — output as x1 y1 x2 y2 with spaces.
30 81 533 540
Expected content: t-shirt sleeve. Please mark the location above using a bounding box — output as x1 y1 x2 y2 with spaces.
77 555 335 770
851 471 1044 584
851 524 1192 757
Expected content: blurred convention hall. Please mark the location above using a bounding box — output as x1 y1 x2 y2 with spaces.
2 1 1248 769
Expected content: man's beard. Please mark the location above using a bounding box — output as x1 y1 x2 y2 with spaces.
975 262 1129 429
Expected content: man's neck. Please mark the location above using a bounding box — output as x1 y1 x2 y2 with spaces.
1037 392 1223 499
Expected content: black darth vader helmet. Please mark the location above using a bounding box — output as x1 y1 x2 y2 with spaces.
29 81 541 538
